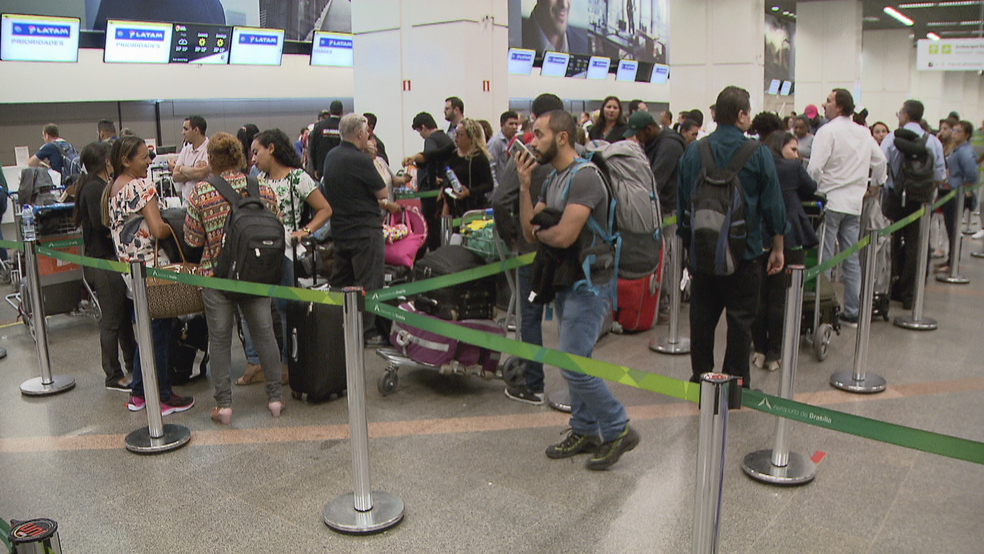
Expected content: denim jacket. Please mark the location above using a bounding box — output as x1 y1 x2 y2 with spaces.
946 141 979 190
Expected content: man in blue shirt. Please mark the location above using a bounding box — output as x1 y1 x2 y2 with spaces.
28 123 73 174
677 86 787 388
881 99 946 310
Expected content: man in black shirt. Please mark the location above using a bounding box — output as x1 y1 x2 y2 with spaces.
363 112 388 164
309 100 344 180
323 113 390 346
403 112 455 252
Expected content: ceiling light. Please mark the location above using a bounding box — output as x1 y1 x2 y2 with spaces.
959 19 984 24
937 1 983 6
771 6 780 11
899 2 937 7
884 6 915 26
863 16 881 21
927 32 941 40
928 21 959 26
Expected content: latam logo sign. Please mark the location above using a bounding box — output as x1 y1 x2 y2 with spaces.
319 37 352 49
116 28 165 41
510 51 533 62
239 33 279 45
590 59 608 68
654 66 669 76
12 23 71 37
545 54 567 64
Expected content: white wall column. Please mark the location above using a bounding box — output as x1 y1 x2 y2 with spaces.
861 29 912 128
795 0 862 113
351 0 509 162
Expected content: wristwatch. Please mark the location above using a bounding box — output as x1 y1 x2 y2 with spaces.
301 227 312 235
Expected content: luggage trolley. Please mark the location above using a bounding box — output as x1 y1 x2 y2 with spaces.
801 196 841 361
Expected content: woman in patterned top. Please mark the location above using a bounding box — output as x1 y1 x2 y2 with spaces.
230 128 332 387
102 136 195 415
184 132 284 424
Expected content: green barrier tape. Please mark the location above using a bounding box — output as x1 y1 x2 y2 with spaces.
35 246 130 274
453 218 462 228
371 301 701 403
395 190 440 200
370 252 536 303
43 237 84 249
743 389 984 465
144 266 344 306
0 239 23 252
661 214 677 229
931 188 958 210
803 234 871 283
876 204 926 239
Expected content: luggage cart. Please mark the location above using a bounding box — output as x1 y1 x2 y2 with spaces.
801 197 841 361
459 209 519 332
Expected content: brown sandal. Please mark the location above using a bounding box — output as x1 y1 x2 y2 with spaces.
235 363 264 386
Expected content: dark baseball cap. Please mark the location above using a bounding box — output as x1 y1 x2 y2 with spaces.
623 110 656 138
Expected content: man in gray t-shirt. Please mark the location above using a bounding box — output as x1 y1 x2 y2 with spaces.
516 109 639 471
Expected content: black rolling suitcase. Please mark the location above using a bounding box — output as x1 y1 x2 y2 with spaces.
286 240 346 402
412 245 495 320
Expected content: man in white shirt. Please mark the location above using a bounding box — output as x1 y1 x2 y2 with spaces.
807 89 887 326
486 110 520 186
168 115 210 203
880 99 946 310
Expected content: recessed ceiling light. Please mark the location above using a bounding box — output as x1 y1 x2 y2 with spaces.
927 32 942 40
771 6 780 11
899 2 937 8
959 19 984 25
863 16 881 22
937 1 983 6
928 21 959 26
884 6 915 26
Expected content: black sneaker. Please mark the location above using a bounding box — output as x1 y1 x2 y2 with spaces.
586 425 640 471
105 377 130 392
546 429 602 459
160 393 195 416
504 386 545 405
839 313 859 328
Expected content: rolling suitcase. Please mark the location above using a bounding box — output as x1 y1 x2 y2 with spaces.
389 302 505 375
170 314 208 385
412 245 495 321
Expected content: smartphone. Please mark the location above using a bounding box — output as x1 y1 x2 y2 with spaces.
509 139 533 160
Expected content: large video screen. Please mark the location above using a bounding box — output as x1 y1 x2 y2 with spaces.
310 31 353 67
104 20 173 64
230 26 285 65
170 23 231 64
0 14 80 63
511 0 669 64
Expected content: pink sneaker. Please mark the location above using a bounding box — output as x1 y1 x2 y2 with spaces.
127 395 146 412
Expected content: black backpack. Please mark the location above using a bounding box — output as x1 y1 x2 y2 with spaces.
52 140 82 187
208 175 285 292
893 128 936 205
683 138 760 276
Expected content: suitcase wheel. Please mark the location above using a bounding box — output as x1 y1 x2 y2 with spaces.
813 323 833 362
290 390 302 400
378 370 399 396
499 357 526 388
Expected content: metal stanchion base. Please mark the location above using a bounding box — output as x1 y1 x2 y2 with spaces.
970 251 984 259
324 491 405 534
935 274 970 284
547 389 571 413
829 370 887 393
125 424 191 454
741 450 816 486
19 375 75 396
893 315 938 331
649 336 691 355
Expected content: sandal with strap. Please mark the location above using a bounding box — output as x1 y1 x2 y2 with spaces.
235 363 264 386
268 401 285 418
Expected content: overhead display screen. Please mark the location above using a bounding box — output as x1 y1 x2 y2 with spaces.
566 54 590 78
170 23 230 64
615 59 638 82
104 20 172 63
230 26 284 65
780 80 793 96
650 63 669 84
311 31 353 67
540 51 570 77
587 56 611 80
0 13 80 63
507 47 535 75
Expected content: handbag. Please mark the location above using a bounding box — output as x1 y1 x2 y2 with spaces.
384 205 428 269
146 223 205 319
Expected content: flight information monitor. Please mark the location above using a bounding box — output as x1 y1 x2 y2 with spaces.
566 54 590 78
767 79 781 95
615 59 638 82
650 63 669 84
540 51 570 77
1 13 80 62
170 23 231 64
230 26 284 65
104 20 173 64
311 31 353 66
780 80 793 96
586 56 611 80
507 48 535 74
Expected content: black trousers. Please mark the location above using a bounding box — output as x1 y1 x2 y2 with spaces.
420 196 442 254
752 249 805 363
86 266 136 384
891 202 925 309
331 231 385 333
689 256 764 388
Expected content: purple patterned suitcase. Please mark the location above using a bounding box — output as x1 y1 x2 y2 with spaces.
389 302 505 375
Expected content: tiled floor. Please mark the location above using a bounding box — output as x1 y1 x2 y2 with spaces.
1 249 982 553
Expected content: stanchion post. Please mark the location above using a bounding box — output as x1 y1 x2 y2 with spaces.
832 230 888 393
937 185 970 284
650 233 690 355
324 287 404 534
124 261 190 453
19 237 75 396
894 204 938 331
440 214 453 247
692 373 738 554
742 266 818 484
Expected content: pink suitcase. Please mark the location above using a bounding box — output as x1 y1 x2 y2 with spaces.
389 302 505 375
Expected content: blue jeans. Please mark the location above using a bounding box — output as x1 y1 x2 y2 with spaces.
243 256 292 364
517 265 544 393
821 210 861 318
554 279 628 442
131 317 173 400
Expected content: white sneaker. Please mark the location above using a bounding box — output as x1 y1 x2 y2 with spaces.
751 352 766 369
972 230 984 240
766 360 781 372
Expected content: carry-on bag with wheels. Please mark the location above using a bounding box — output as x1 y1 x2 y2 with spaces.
389 302 505 375
412 245 495 320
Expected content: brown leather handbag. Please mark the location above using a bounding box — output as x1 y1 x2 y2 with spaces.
147 224 204 319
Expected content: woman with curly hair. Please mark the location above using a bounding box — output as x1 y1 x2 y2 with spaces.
441 117 494 216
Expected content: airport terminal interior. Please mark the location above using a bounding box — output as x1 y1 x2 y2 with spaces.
1 0 983 552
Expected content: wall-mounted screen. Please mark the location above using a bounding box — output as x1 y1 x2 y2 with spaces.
540 51 570 77
507 47 535 74
615 59 638 81
780 80 793 96
311 31 353 67
587 56 611 79
650 63 669 84
104 20 172 64
170 23 231 64
767 79 781 95
566 54 590 78
230 26 284 66
0 13 80 62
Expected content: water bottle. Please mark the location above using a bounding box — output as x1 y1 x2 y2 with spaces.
21 205 35 242
445 167 463 194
